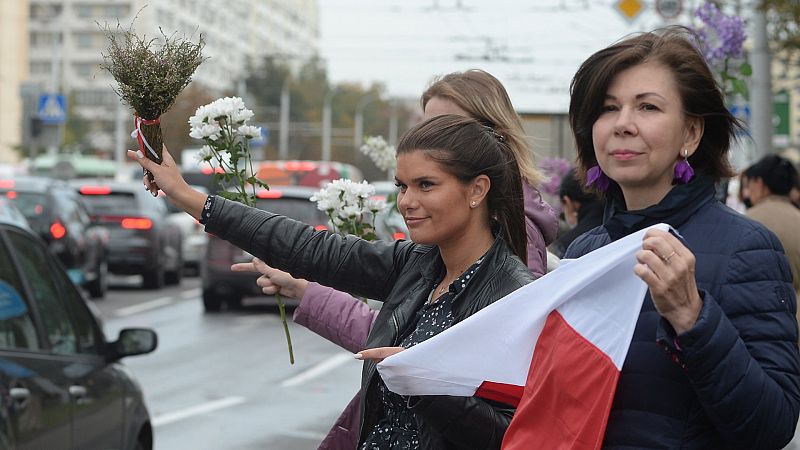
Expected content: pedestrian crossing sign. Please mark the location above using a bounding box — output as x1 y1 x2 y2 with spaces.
37 94 67 125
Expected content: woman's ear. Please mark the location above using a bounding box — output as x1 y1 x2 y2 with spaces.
684 116 704 156
470 175 491 208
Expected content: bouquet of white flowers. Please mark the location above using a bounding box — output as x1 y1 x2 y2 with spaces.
360 136 396 174
189 96 268 207
311 179 388 241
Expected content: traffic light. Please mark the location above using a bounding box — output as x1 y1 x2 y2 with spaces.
31 117 43 138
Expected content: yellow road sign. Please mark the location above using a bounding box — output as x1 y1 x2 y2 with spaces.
616 0 644 21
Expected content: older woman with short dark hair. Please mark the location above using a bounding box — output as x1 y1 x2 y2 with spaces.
564 27 800 449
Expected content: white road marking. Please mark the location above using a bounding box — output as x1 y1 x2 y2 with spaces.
115 296 174 317
152 396 246 427
181 288 202 299
280 430 327 441
280 353 354 388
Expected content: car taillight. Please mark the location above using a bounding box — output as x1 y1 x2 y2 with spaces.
79 186 112 195
50 221 67 239
256 190 283 199
5 191 17 199
121 218 153 230
314 225 328 231
0 180 13 189
392 231 406 241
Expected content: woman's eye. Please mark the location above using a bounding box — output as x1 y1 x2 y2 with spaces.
601 105 618 113
641 103 660 111
394 182 407 193
419 181 433 190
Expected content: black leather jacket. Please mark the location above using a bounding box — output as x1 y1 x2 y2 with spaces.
205 197 535 449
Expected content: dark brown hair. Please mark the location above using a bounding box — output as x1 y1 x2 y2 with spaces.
569 27 741 190
744 155 799 196
422 70 544 186
397 114 527 264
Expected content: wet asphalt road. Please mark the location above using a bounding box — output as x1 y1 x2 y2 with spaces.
93 276 361 449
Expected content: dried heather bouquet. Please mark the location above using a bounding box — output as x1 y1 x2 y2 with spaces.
100 23 205 179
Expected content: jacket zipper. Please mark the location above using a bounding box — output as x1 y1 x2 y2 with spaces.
391 311 400 345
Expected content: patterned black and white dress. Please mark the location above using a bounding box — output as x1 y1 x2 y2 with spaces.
360 259 483 450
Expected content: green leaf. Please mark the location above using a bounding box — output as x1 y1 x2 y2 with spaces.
732 78 749 99
739 63 752 77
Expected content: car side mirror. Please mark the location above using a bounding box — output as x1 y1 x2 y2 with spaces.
110 328 158 360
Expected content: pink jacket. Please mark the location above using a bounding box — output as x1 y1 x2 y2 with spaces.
292 184 556 449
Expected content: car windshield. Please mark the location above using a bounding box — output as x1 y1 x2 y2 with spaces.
1 191 47 221
256 198 325 225
80 192 138 214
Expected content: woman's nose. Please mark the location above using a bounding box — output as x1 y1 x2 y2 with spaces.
397 190 414 211
613 108 637 136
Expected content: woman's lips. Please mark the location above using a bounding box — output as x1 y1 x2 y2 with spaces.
405 217 427 227
610 150 642 161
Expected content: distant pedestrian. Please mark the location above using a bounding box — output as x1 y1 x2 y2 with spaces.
549 167 604 258
743 154 800 303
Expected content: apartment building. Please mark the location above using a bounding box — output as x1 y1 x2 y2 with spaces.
0 1 30 163
25 0 319 152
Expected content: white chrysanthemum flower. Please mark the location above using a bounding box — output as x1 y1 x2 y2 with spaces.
360 135 397 173
311 178 386 239
365 197 387 213
193 145 215 163
237 125 261 139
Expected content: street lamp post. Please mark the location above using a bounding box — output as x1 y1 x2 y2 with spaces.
279 78 290 160
322 88 338 162
388 99 399 147
354 93 379 151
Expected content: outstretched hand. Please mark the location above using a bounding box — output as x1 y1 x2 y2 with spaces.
231 257 309 299
355 347 405 363
127 145 207 219
127 146 185 197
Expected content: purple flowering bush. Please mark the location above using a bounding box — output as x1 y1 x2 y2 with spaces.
538 157 572 216
693 1 751 99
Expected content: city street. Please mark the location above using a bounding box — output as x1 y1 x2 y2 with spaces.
91 274 800 450
93 276 361 449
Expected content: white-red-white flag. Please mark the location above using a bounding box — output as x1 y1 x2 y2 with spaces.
377 224 669 449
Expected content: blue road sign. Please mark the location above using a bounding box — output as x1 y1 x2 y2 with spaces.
37 93 67 125
250 124 269 148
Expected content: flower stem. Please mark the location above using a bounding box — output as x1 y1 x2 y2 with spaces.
275 293 295 364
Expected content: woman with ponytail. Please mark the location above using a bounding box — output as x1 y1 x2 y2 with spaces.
130 115 534 449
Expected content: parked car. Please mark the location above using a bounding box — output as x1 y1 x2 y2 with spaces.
201 186 329 312
0 176 109 298
371 181 408 242
163 185 209 275
0 199 157 449
71 180 183 289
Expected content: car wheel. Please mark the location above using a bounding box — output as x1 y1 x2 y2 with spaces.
165 266 182 285
142 266 165 289
202 288 223 312
87 261 108 299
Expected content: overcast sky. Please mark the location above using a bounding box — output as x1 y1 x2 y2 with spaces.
318 0 703 113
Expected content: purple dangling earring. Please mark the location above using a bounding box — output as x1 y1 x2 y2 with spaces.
586 165 610 192
673 149 695 184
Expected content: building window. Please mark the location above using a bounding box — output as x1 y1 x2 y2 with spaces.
30 4 63 20
73 63 96 78
75 4 93 18
30 61 51 75
74 90 115 107
75 32 93 49
30 32 53 47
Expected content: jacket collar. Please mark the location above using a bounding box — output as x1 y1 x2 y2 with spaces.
414 232 509 286
603 174 717 241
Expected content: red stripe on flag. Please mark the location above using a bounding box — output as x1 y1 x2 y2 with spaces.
476 381 524 407
502 311 620 450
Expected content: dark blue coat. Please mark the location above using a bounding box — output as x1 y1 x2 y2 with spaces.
565 176 800 450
